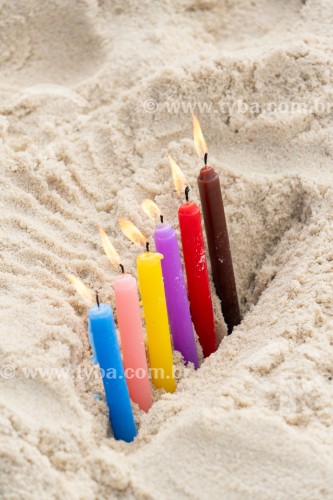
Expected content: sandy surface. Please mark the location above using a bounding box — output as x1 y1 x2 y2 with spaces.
1 0 333 498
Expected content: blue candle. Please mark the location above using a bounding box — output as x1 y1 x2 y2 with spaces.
88 303 137 443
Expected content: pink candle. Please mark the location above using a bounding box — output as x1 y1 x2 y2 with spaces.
113 273 152 412
98 225 152 413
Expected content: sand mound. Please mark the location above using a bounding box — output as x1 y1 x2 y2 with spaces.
1 0 333 498
0 0 105 86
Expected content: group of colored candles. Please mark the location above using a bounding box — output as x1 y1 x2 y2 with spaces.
68 115 241 442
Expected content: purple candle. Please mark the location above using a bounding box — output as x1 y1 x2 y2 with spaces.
154 224 199 368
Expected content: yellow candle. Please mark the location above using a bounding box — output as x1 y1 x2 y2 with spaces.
137 251 176 393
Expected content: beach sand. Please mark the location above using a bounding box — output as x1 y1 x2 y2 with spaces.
1 0 333 497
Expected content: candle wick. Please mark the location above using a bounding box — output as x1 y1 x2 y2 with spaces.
145 241 150 252
119 263 125 274
96 291 100 308
160 214 164 224
204 153 208 166
185 186 190 202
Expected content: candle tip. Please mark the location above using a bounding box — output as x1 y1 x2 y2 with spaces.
204 152 208 166
119 218 147 247
142 199 161 222
168 155 187 197
95 291 100 308
119 263 125 274
185 186 190 202
145 241 150 252
160 214 164 224
193 114 208 158
98 224 122 269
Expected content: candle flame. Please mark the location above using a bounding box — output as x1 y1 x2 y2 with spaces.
192 113 208 159
119 218 147 246
98 225 121 269
142 199 161 221
67 274 94 305
168 155 187 197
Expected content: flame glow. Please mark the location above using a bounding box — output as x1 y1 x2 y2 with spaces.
67 274 94 305
168 155 187 197
142 199 161 221
98 225 121 268
119 218 147 246
192 113 208 159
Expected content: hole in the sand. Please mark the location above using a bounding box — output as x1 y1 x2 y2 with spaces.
230 176 311 313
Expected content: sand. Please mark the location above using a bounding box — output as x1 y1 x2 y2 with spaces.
1 0 333 497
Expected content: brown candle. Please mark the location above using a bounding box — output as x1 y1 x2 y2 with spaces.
192 114 241 334
197 162 241 334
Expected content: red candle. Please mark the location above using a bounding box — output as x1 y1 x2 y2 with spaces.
169 156 216 357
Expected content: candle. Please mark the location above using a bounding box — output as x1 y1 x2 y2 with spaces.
98 226 152 412
120 218 176 393
168 157 216 357
142 200 199 368
67 275 137 443
193 114 241 334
